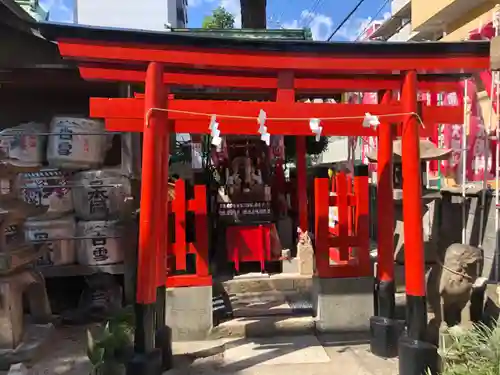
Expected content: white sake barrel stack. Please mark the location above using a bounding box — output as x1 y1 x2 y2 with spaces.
76 220 123 266
46 117 110 170
72 169 132 221
24 215 76 266
17 169 73 218
0 122 48 167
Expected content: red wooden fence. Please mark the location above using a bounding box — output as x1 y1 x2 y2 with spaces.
165 179 211 287
314 171 371 278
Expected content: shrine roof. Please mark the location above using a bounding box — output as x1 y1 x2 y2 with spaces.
38 22 491 76
40 22 488 58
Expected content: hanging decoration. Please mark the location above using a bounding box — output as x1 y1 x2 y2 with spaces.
362 112 380 129
309 118 322 141
257 109 270 145
209 114 222 147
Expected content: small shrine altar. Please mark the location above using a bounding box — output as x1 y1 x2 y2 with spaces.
213 135 285 272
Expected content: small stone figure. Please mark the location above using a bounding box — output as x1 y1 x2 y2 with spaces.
427 243 483 337
297 228 314 276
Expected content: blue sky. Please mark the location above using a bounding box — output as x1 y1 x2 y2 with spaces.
40 0 391 41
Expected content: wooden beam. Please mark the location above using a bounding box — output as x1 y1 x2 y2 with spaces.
79 67 461 92
90 97 463 125
58 40 489 73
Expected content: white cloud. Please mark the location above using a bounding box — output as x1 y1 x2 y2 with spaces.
282 9 333 41
337 11 391 41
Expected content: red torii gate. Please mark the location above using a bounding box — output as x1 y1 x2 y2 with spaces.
40 23 489 375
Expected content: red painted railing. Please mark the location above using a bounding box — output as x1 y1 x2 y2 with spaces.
165 179 211 287
314 171 371 278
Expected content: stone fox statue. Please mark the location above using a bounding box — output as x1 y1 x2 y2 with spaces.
427 243 483 332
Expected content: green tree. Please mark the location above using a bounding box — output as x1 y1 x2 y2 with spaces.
202 6 235 29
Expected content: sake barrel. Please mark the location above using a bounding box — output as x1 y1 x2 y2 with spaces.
0 122 48 167
46 117 110 170
24 215 76 266
17 169 73 217
76 220 123 266
72 169 132 221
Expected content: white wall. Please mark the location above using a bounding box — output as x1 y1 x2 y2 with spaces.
316 137 362 165
76 0 186 31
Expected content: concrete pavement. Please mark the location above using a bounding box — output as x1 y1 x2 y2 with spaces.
170 333 399 375
8 327 399 375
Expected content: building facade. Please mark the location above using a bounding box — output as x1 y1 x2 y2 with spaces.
15 0 48 21
412 0 497 41
75 0 188 30
369 0 413 41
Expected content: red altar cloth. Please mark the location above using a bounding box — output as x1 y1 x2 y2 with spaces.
226 224 273 272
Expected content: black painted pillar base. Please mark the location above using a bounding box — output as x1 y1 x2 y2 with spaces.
370 316 405 358
126 349 163 375
154 287 173 371
399 295 437 375
398 334 438 375
371 280 402 358
470 283 487 324
155 325 173 371
128 303 161 375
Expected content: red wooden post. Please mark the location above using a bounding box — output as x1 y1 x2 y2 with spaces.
314 177 330 277
155 102 168 288
347 175 353 238
173 179 187 271
137 62 163 305
296 149 308 232
191 185 209 279
336 172 349 262
370 91 401 360
376 90 396 317
166 183 211 288
276 71 307 232
353 166 370 276
429 93 439 174
401 71 427 335
398 71 437 375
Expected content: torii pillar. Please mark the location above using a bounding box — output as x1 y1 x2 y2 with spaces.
398 70 438 375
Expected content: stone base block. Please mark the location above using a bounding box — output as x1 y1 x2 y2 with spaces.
313 276 374 333
282 257 298 274
165 286 213 341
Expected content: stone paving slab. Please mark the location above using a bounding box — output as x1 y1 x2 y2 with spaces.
222 335 330 366
210 316 316 339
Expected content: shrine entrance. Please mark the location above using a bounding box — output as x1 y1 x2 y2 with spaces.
41 22 489 375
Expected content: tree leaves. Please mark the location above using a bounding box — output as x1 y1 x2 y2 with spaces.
202 6 235 29
438 321 500 375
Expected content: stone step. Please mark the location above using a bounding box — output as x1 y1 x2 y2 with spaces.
222 274 312 295
229 289 313 318
233 303 293 318
210 315 316 339
230 290 300 304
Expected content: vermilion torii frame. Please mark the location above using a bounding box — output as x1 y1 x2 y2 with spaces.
42 22 489 374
